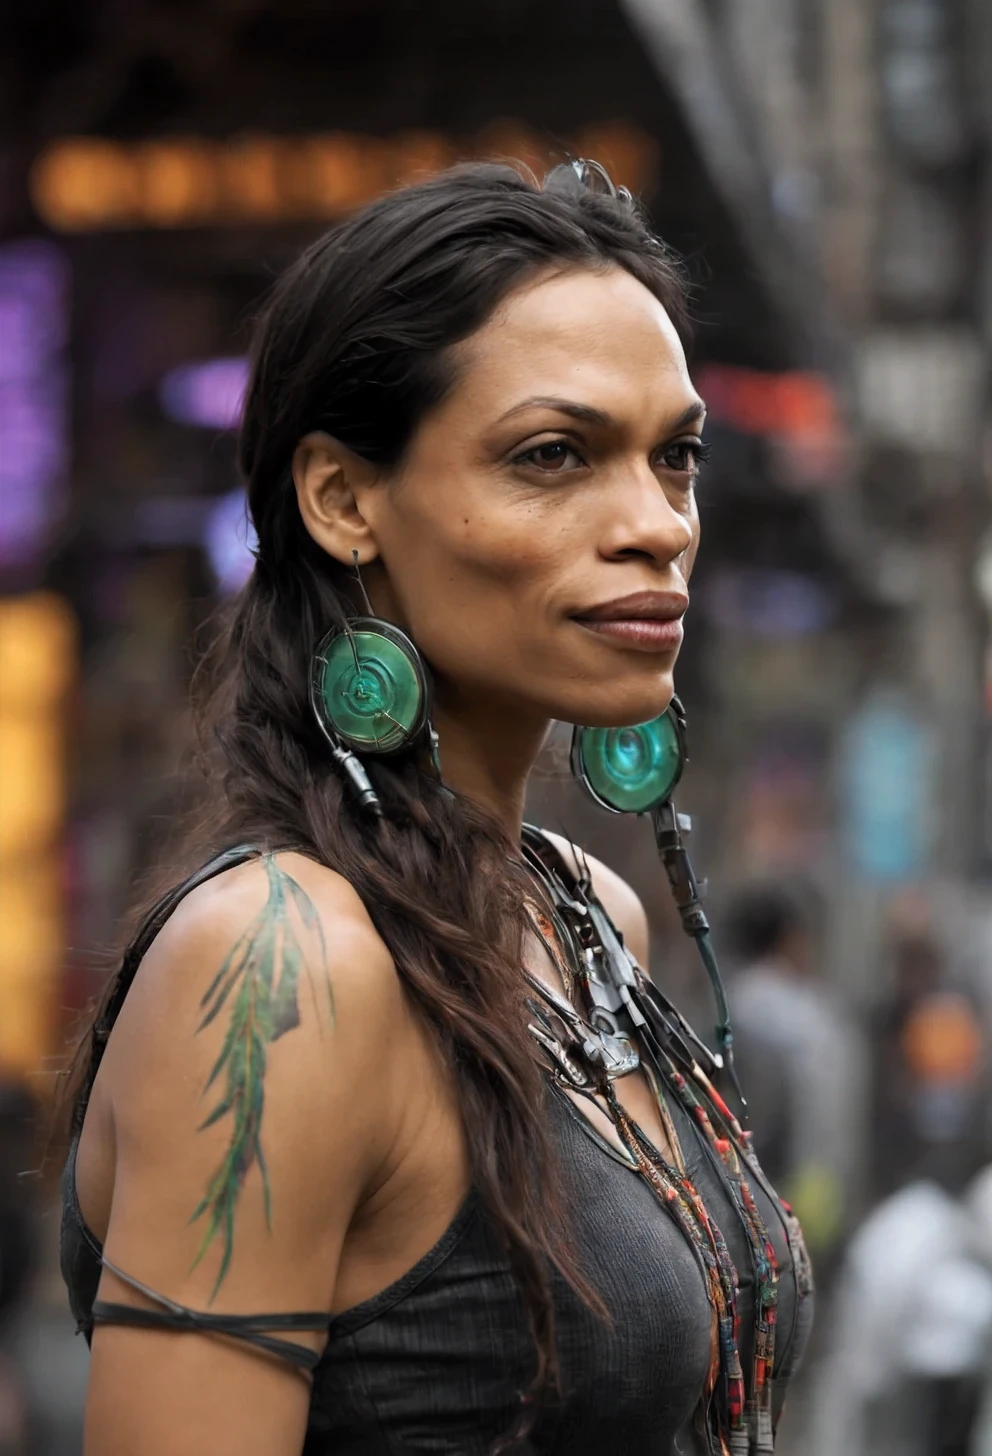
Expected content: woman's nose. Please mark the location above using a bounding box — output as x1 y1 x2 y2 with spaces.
598 469 695 565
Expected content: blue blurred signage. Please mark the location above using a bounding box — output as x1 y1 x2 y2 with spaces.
841 695 931 881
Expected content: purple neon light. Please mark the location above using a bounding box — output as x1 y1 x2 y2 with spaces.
0 240 70 566
159 357 249 430
204 487 257 593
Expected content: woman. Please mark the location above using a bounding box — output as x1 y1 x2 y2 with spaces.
61 160 812 1455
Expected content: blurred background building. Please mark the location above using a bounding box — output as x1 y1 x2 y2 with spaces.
1 2 991 1452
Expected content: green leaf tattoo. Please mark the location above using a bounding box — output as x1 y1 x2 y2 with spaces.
190 855 331 1297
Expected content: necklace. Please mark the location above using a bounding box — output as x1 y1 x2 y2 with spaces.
523 893 641 1078
520 826 811 1456
524 898 576 1000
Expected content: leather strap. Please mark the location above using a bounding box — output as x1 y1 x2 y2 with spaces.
94 1255 327 1374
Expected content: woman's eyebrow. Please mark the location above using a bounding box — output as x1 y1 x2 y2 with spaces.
494 395 612 427
668 399 708 432
493 395 707 432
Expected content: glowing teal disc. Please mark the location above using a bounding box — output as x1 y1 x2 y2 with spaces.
316 621 427 754
572 709 684 813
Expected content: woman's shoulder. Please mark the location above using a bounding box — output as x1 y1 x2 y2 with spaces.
123 849 400 1041
80 850 426 1311
101 850 408 1209
538 830 650 967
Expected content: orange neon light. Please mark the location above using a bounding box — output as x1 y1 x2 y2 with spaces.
31 122 658 233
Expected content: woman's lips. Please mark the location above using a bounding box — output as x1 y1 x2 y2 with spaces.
574 617 685 651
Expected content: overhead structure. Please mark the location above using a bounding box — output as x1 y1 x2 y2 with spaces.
620 0 844 373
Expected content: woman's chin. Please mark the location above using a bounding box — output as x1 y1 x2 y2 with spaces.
557 678 676 731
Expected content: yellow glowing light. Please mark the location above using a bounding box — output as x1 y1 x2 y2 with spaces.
220 136 286 220
298 134 380 213
0 718 64 857
0 593 76 1077
0 858 62 1078
138 140 217 227
31 138 141 231
30 123 660 232
0 592 75 710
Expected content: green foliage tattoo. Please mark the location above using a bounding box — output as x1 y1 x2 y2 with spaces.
190 855 331 1297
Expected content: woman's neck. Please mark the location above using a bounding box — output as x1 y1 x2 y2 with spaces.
430 693 550 840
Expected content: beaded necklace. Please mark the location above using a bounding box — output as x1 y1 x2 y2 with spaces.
520 827 812 1456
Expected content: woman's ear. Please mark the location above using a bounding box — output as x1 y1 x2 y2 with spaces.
292 431 381 564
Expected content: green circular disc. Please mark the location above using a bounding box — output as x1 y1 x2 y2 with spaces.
318 627 425 754
576 710 684 813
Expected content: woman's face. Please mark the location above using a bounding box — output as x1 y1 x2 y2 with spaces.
312 264 704 731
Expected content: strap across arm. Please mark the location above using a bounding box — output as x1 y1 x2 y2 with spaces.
93 1256 329 1375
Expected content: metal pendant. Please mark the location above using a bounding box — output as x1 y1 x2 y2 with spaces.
585 1008 640 1078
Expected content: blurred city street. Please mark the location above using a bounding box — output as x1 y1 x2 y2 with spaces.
2 0 992 1452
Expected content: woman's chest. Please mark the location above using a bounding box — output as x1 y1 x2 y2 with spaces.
313 1095 715 1455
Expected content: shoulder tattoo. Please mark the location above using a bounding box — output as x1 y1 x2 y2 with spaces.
189 854 331 1296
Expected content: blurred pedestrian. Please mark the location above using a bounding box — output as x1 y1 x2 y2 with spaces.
869 912 989 1202
812 1172 992 1456
725 882 858 1265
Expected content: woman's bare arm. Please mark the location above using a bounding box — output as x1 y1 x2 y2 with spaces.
82 852 405 1456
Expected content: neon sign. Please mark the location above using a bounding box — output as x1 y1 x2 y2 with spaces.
30 121 657 233
0 241 70 566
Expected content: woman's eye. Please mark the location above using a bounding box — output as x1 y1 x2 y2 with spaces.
660 438 710 475
516 441 585 473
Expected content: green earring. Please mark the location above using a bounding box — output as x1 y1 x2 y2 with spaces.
570 699 686 815
309 555 437 815
311 615 431 756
